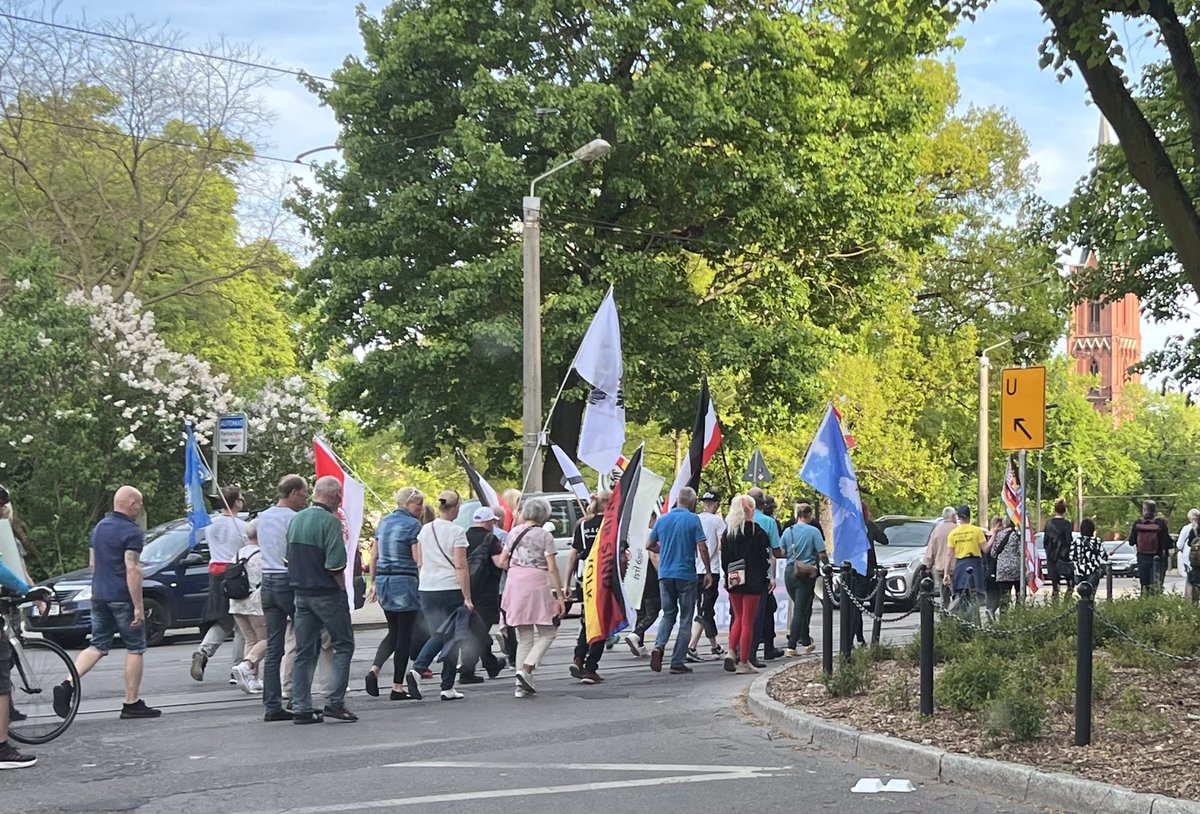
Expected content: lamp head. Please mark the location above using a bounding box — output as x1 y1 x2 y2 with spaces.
1012 331 1031 343
572 138 611 161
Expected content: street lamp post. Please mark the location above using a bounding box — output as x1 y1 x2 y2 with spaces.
522 139 612 492
978 331 1030 524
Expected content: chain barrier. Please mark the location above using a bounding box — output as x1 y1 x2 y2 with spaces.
1094 609 1200 665
840 574 923 624
934 601 1077 637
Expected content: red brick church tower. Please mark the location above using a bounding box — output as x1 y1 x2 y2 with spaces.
1066 250 1142 410
1065 120 1142 411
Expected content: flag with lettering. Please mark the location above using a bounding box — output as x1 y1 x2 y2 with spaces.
184 421 212 549
583 444 643 644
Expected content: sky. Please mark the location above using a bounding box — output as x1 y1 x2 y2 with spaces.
48 0 1195 362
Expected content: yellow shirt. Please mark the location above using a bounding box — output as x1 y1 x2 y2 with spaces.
947 524 986 559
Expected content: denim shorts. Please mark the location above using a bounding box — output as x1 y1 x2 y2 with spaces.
0 622 11 695
90 600 147 654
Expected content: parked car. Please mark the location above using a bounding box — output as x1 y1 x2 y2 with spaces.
875 516 938 609
453 492 584 614
827 516 937 610
25 517 221 648
1102 539 1138 578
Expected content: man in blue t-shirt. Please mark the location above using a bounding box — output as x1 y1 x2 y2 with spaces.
56 486 160 722
646 487 712 674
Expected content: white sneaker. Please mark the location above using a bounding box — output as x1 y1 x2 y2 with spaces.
514 687 530 698
440 689 464 701
624 633 646 658
248 678 264 694
515 669 536 694
783 648 800 658
228 667 239 686
233 663 254 694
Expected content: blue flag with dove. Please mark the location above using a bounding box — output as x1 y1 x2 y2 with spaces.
184 421 212 549
800 404 869 574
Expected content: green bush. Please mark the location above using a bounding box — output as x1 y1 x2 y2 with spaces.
984 687 1045 741
822 652 873 698
863 641 898 663
1093 595 1200 669
935 644 1005 710
878 672 912 711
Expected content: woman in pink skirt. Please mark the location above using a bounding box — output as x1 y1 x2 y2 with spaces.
499 496 564 697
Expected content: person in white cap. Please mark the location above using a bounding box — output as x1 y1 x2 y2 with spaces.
458 506 507 683
687 490 727 661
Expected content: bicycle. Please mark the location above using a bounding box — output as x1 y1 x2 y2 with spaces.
2 590 80 744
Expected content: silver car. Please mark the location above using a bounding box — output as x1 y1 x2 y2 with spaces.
874 516 938 609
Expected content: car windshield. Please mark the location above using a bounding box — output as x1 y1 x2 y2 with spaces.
877 520 934 547
139 525 191 566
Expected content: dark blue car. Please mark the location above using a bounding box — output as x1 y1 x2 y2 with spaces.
25 517 217 648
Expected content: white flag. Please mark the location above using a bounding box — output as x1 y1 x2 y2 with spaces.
574 287 622 394
575 288 625 472
551 444 592 502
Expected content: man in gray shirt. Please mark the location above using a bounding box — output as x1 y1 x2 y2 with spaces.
258 475 309 721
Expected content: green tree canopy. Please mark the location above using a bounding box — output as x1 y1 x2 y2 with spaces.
293 0 1033 476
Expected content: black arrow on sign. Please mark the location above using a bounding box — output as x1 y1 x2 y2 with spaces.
224 443 239 451
1013 418 1033 441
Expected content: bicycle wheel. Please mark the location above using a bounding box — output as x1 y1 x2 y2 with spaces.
8 638 80 744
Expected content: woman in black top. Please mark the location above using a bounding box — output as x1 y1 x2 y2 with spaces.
720 494 771 674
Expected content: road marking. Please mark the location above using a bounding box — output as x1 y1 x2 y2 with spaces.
384 760 786 772
245 766 781 813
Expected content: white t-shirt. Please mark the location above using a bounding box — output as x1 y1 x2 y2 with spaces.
696 511 726 575
255 505 296 574
417 518 468 592
206 515 246 565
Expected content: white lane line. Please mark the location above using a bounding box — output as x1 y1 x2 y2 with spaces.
383 760 788 772
251 769 778 814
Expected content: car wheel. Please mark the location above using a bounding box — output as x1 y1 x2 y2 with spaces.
43 632 87 650
143 598 170 648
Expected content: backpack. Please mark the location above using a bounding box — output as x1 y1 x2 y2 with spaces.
1189 531 1200 572
221 549 261 600
1133 519 1162 556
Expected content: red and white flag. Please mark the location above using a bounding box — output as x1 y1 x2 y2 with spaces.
314 437 366 611
667 377 723 508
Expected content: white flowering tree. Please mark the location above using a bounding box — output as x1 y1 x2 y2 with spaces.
0 254 326 576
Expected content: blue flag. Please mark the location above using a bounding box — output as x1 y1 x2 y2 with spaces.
799 404 869 574
184 421 212 549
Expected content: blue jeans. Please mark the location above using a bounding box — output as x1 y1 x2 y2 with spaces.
291 592 354 714
260 573 293 714
653 578 697 668
413 590 464 691
90 600 146 654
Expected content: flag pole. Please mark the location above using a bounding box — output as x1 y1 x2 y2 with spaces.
519 365 576 495
193 441 237 517
315 436 391 511
719 445 736 497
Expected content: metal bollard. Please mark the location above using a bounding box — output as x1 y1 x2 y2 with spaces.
839 561 854 658
1105 560 1113 603
919 575 934 717
871 566 886 645
1075 580 1095 746
822 565 834 676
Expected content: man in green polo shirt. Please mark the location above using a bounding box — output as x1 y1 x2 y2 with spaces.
286 475 356 725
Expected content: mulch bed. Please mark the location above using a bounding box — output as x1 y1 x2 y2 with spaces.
768 658 1200 801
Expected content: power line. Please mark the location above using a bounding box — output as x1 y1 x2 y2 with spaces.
0 11 365 92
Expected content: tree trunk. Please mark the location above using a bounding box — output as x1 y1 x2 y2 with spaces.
1039 0 1200 301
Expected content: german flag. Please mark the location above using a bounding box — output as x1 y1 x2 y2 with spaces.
583 444 643 644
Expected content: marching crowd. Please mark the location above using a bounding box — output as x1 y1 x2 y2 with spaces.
4 473 1199 770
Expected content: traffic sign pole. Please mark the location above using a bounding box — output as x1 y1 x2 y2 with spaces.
211 430 220 498
1019 449 1028 601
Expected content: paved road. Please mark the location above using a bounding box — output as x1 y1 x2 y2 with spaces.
3 604 1052 814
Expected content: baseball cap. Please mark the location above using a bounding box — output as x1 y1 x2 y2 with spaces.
472 506 497 523
701 490 720 502
956 504 971 520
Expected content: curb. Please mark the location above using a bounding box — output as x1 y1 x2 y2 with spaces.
746 665 1200 814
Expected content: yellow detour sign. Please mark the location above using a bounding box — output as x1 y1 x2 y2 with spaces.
1000 366 1046 451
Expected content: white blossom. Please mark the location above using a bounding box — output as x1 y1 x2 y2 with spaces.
118 433 137 452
